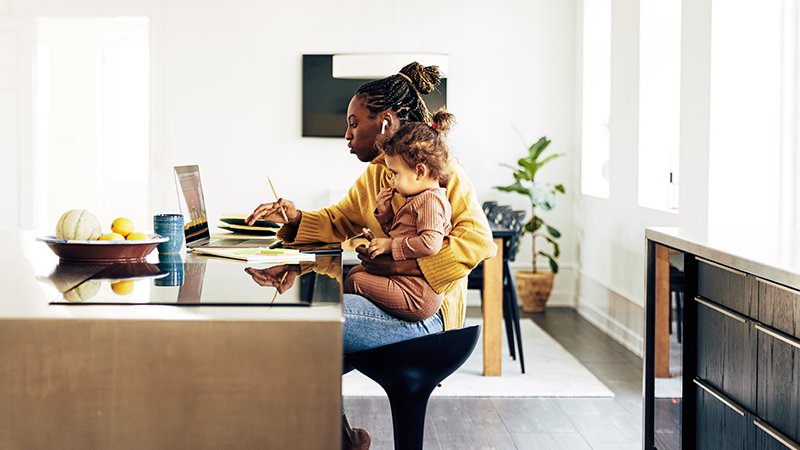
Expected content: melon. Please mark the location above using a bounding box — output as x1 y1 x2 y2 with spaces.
55 209 102 241
63 281 101 303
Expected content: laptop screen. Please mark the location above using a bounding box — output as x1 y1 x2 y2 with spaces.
174 165 211 246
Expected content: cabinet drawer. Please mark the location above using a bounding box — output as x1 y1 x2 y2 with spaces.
698 258 752 316
695 378 754 449
696 297 756 412
755 418 800 450
757 279 800 339
756 324 800 445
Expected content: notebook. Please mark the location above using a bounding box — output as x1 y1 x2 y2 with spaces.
173 165 279 249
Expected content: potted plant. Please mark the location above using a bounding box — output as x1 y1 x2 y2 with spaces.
494 133 565 313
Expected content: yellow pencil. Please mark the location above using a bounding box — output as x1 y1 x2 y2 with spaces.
271 272 288 303
268 176 289 222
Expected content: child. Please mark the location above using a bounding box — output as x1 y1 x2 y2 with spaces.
344 109 457 322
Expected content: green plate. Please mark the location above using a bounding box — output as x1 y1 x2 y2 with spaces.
218 224 277 236
220 216 280 228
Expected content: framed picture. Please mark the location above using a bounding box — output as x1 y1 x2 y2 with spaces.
302 54 448 138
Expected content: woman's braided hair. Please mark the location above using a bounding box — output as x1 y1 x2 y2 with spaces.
376 108 456 187
355 62 442 125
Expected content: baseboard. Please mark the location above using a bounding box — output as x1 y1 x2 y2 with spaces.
572 272 644 357
467 265 644 357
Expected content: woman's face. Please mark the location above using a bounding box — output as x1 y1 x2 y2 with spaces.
345 96 382 162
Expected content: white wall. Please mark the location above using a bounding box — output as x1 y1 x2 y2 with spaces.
158 0 578 274
5 0 578 273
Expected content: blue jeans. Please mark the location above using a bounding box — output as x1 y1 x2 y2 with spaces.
342 293 444 375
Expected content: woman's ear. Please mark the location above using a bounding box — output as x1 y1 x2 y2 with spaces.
382 114 396 135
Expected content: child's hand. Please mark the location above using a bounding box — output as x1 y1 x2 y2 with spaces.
368 238 393 259
376 187 395 214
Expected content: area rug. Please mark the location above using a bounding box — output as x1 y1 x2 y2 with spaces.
342 318 615 397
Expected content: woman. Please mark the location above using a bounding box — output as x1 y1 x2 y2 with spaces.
246 62 496 450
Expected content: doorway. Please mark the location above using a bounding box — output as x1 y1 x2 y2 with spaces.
36 17 150 231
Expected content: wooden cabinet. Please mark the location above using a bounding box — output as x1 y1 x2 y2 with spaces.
695 379 754 450
756 323 800 446
757 279 800 338
691 259 800 450
644 228 800 450
697 259 752 317
754 418 800 450
696 298 756 412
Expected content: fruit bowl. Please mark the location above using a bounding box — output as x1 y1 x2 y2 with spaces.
37 234 169 262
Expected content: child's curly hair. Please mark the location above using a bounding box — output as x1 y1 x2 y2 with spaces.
376 108 457 187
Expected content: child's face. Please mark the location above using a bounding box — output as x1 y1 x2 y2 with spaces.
385 154 428 197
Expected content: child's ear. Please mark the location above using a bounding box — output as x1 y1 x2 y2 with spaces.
415 163 428 180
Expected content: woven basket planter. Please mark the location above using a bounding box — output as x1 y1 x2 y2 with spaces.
514 271 555 313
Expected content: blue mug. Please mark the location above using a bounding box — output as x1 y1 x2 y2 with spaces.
154 214 184 254
155 253 184 286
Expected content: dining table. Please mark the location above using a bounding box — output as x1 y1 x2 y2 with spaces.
482 222 514 376
0 230 343 450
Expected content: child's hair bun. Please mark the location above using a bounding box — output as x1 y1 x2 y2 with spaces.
431 108 456 135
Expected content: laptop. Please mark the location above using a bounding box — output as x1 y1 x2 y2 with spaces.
174 165 279 249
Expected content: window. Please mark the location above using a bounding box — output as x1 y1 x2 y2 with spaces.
105 43 149 181
638 0 681 212
36 17 150 230
581 0 612 199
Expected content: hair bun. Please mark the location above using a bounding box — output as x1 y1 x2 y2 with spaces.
399 62 442 95
431 108 456 135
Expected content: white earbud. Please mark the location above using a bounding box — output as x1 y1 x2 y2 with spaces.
381 119 388 134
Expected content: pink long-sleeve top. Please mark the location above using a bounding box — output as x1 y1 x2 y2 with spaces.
374 187 453 261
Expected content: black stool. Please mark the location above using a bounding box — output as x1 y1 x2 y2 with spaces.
345 325 480 450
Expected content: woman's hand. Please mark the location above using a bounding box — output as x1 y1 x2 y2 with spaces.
376 187 395 214
362 227 375 241
368 238 393 259
355 245 423 276
246 198 300 226
244 264 301 294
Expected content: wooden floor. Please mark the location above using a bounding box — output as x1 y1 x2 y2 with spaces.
343 307 650 450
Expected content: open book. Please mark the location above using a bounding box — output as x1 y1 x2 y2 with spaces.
191 247 316 263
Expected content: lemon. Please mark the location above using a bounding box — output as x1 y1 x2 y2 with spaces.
111 217 135 237
110 280 134 295
98 232 125 241
126 232 149 240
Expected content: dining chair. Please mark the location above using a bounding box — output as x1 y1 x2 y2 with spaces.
482 200 498 217
345 325 481 450
468 203 526 373
489 204 512 225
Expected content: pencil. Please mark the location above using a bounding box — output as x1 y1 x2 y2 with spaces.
270 271 288 303
268 176 290 223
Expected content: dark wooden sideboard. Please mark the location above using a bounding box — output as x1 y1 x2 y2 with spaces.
644 228 800 450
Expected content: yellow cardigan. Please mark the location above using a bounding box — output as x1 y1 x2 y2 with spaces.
277 154 497 330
